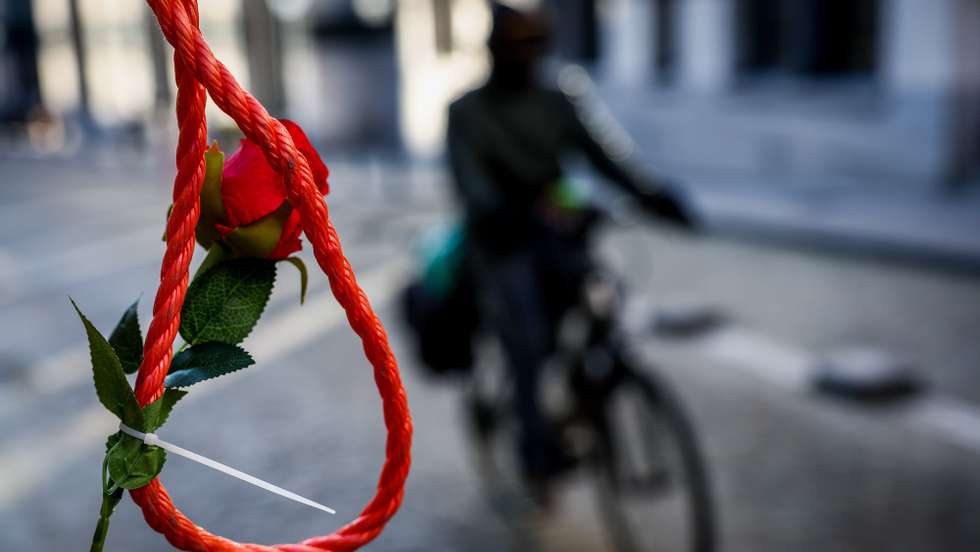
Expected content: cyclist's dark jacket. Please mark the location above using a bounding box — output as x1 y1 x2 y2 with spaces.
447 79 657 254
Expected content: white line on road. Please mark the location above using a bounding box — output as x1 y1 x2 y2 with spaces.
680 325 980 458
0 256 410 510
912 397 980 456
697 327 811 391
0 239 400 419
0 226 165 307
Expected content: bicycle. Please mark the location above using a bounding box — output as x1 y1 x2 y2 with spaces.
463 260 717 552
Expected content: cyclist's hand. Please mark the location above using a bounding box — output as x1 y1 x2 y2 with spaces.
639 184 698 231
535 201 598 236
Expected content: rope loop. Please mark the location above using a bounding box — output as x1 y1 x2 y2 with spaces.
131 1 412 549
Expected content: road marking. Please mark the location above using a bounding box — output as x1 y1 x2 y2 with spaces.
0 227 165 307
0 256 410 510
913 397 980 456
0 404 114 510
0 271 327 419
0 232 408 419
675 325 980 457
0 347 91 435
697 327 811 391
0 243 338 415
0 185 163 251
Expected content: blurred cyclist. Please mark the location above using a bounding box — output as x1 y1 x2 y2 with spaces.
447 3 694 482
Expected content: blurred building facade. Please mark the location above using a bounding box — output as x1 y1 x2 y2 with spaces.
594 0 980 188
396 0 980 189
0 0 41 123
1 0 398 150
5 0 978 189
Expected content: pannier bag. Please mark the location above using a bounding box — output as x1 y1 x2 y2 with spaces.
400 222 479 376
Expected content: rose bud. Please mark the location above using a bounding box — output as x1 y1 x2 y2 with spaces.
196 119 329 260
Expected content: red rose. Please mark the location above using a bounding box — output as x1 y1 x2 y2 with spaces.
196 119 329 260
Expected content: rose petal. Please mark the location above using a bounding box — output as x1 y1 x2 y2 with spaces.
280 119 330 195
268 208 304 260
220 138 287 228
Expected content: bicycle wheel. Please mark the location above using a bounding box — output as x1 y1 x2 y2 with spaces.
461 353 716 552
590 363 716 552
462 357 534 519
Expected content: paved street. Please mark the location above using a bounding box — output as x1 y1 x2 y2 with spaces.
1 152 979 551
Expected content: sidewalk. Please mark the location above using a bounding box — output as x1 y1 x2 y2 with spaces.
3 140 978 272
594 83 980 272
684 179 980 272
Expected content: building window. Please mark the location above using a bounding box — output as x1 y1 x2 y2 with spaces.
737 0 879 78
653 0 677 83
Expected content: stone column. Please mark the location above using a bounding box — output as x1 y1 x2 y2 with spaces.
242 0 285 115
949 0 980 183
677 0 736 92
66 0 93 128
145 8 171 114
882 0 955 99
600 0 654 88
880 0 957 182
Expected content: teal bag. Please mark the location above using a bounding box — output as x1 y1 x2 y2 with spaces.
402 219 478 375
415 221 467 300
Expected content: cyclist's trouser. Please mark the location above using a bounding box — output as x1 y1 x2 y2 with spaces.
470 233 590 475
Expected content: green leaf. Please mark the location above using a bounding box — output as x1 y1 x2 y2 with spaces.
142 388 188 432
281 256 309 305
165 342 254 388
108 300 143 374
106 434 166 490
105 432 122 453
72 299 144 429
179 258 276 345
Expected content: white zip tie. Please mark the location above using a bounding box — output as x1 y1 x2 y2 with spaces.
118 423 336 515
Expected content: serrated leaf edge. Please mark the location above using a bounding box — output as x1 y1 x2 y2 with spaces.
71 298 144 429
164 345 255 389
143 388 188 432
180 259 276 346
109 299 143 375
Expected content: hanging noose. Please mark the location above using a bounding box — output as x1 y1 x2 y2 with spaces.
128 1 412 549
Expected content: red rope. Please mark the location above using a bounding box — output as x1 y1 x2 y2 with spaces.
129 1 412 549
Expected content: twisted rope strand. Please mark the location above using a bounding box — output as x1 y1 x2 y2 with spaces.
128 1 412 549
134 0 206 406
